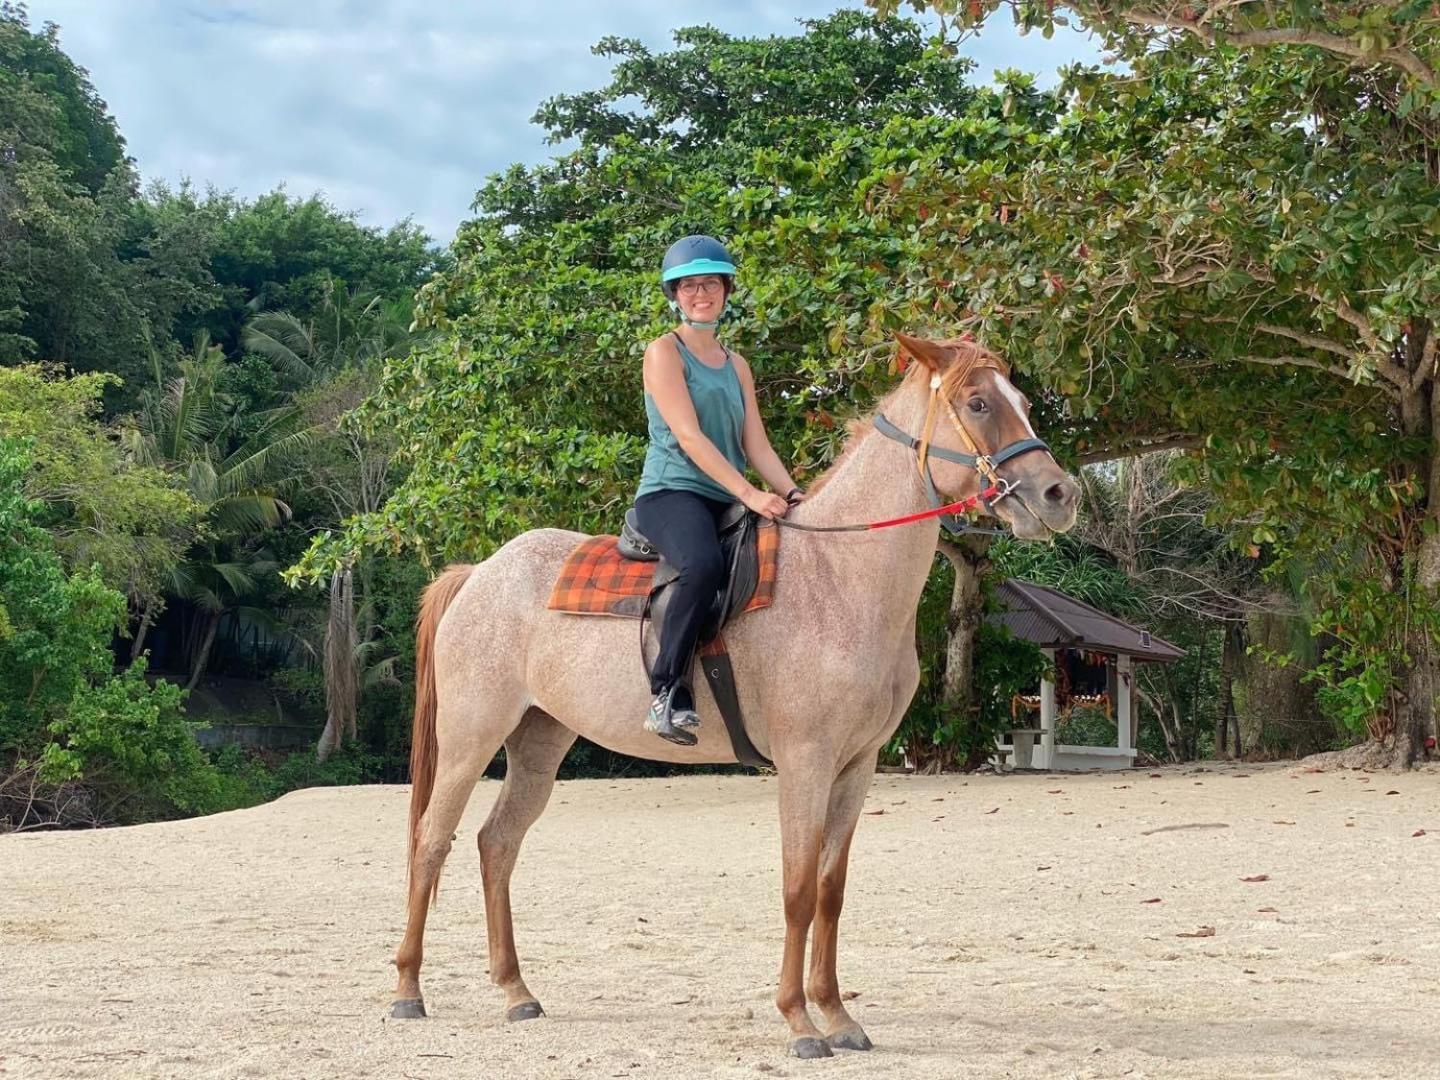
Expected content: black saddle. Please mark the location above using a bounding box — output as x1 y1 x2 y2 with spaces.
619 501 761 640
618 502 771 767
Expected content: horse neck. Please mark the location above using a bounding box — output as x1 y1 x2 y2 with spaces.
782 383 945 610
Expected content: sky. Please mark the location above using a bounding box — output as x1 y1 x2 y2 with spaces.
24 1 1100 244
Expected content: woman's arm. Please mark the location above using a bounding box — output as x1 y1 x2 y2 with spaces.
732 353 800 498
644 340 789 516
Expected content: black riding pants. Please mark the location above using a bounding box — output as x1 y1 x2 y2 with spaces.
632 489 732 697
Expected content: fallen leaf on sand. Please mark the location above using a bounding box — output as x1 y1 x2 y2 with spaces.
984 807 999 815
1047 789 1064 794
841 990 860 1000
864 809 886 816
1178 926 1216 938
1273 820 1296 825
1257 907 1278 913
1414 829 1427 837
1141 898 1162 904
1385 790 1400 796
1240 874 1270 883
1306 789 1321 794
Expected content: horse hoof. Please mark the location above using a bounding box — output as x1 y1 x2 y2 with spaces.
789 1036 833 1059
828 1027 873 1052
391 998 427 1019
506 1001 545 1022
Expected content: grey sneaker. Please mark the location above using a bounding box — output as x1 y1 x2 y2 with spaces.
645 686 698 746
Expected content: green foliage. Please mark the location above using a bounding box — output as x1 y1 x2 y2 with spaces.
0 365 195 601
38 659 219 818
0 438 126 737
161 187 438 359
266 744 384 792
0 3 126 193
0 436 226 825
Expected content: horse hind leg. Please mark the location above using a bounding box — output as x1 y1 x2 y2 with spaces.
478 707 576 1022
392 693 524 1018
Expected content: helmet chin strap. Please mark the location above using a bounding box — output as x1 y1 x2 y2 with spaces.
670 300 723 331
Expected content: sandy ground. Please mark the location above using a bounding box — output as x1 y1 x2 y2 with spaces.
2 762 1439 1080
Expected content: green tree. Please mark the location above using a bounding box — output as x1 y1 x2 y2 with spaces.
857 1 1440 764
243 288 426 759
0 365 194 605
0 437 218 828
124 337 308 685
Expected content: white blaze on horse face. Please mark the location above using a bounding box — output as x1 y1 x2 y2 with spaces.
994 376 1037 439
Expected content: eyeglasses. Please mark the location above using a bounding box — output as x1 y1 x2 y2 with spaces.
676 278 725 296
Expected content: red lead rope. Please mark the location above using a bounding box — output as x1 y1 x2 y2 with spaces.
774 484 1003 534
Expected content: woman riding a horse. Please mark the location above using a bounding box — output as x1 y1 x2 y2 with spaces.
635 234 802 745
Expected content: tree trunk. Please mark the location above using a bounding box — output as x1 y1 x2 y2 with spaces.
1336 377 1439 767
938 534 991 771
1239 604 1324 755
129 598 158 663
1156 667 1185 761
1214 623 1241 757
318 569 359 763
186 610 222 691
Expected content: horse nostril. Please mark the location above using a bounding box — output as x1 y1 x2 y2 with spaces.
1044 481 1075 507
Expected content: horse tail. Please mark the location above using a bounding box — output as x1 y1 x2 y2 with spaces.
408 562 475 907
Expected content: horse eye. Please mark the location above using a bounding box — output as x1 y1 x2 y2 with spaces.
968 397 987 414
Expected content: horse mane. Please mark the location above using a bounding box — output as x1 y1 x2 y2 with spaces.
804 338 1009 496
805 416 876 496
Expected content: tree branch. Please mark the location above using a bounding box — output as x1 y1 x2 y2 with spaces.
1252 321 1355 361
1075 434 1206 464
1302 287 1411 389
1121 10 1440 90
1233 352 1359 382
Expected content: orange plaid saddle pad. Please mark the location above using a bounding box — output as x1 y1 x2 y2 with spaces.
548 520 779 619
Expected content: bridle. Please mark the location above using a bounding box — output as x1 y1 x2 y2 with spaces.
775 361 1053 536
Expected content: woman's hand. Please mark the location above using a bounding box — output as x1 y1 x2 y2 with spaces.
785 487 805 506
742 486 790 520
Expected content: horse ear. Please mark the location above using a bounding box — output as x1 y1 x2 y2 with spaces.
895 333 952 373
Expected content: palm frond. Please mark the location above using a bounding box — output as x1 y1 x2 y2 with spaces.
209 493 290 533
243 312 318 382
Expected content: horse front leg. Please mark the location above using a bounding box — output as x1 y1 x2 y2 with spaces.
774 750 836 1059
805 749 879 1052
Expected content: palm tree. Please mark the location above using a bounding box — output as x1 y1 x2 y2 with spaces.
123 334 309 686
241 282 425 759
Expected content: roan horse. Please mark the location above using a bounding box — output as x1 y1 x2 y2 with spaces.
392 333 1080 1057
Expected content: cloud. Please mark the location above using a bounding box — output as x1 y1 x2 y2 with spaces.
26 1 1099 243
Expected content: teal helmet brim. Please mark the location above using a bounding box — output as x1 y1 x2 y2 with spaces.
661 258 738 283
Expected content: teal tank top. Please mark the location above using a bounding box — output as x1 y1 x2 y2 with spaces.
637 334 747 503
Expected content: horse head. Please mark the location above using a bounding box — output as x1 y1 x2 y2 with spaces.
894 332 1079 540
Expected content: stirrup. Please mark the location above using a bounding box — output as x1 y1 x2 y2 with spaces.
645 689 697 746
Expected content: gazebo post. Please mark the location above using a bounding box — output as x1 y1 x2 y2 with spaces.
1039 648 1057 769
1116 653 1133 756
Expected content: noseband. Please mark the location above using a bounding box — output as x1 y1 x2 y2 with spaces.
873 366 1051 535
